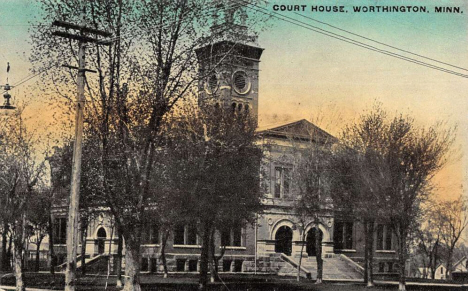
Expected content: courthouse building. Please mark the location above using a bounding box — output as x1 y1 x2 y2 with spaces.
48 9 398 279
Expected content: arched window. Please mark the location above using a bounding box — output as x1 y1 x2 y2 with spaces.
96 227 107 255
97 227 107 239
275 226 293 256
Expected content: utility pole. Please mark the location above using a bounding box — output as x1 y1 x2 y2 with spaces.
52 16 111 291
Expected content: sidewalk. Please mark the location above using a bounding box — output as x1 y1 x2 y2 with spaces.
0 286 58 291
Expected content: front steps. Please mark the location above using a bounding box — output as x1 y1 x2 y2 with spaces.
276 254 363 280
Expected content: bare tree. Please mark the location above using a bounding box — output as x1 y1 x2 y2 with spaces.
293 136 335 284
335 105 454 290
415 201 441 279
433 196 468 280
334 107 391 287
27 190 51 272
0 108 46 291
31 1 267 290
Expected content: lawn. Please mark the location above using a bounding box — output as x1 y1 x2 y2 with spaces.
0 273 464 291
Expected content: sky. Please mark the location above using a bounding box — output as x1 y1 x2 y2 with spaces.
0 0 467 202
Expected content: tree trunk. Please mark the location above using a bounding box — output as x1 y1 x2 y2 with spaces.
446 249 453 280
209 228 216 283
116 232 123 287
199 222 212 291
315 227 323 284
160 230 169 279
48 213 56 274
123 234 141 291
1 223 9 271
297 231 305 282
363 219 368 284
7 232 13 270
398 235 407 291
13 219 25 291
430 241 439 280
366 220 375 287
35 237 43 272
80 217 88 276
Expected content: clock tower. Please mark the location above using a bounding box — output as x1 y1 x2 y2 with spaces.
195 2 263 120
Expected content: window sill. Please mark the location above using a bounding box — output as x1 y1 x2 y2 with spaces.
141 244 160 247
219 246 246 250
376 250 396 253
173 244 201 249
336 249 356 253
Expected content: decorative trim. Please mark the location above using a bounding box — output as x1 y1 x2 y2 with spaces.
376 250 396 253
336 249 357 253
219 246 247 250
173 244 202 249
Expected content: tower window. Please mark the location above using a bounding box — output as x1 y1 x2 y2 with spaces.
208 74 218 91
205 74 219 95
232 71 250 94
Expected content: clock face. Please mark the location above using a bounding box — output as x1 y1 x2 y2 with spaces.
205 74 219 95
232 70 251 95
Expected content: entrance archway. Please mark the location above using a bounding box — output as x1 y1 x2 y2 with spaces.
275 226 293 256
306 227 323 256
96 227 107 254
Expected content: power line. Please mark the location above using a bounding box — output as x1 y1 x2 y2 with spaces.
240 1 468 79
292 11 468 72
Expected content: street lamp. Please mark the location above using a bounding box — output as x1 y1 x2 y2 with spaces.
0 84 16 110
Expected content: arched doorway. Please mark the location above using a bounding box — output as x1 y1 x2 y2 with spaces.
275 226 293 256
96 227 107 255
306 227 323 257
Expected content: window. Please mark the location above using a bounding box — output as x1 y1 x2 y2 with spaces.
220 223 242 247
387 262 393 272
234 260 243 272
173 224 198 245
333 221 353 250
174 224 185 245
378 262 385 273
141 258 149 272
142 223 159 244
187 225 197 245
274 166 291 198
53 217 67 244
150 258 157 273
189 260 198 272
376 224 393 250
176 259 185 271
223 260 232 272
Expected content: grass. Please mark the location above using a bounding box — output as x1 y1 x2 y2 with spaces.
0 272 464 291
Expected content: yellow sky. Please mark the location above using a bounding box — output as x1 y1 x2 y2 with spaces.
1 0 467 203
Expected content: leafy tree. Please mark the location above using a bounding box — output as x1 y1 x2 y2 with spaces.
163 107 263 290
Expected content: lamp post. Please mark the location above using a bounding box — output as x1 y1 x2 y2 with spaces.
0 83 16 110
